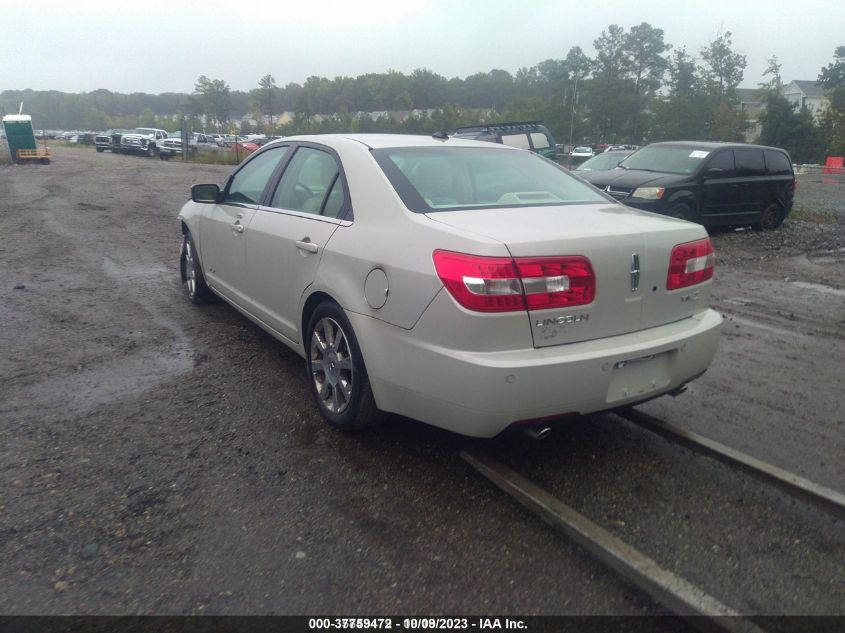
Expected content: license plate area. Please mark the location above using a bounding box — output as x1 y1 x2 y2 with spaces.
606 350 674 403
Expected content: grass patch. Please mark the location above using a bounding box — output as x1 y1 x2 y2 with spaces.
167 149 248 166
790 208 840 224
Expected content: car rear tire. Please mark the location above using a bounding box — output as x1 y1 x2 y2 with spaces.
755 202 785 230
306 301 384 431
96 147 104 153
181 232 215 304
147 145 155 158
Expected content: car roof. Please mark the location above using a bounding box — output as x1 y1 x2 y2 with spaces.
267 133 520 151
648 140 788 153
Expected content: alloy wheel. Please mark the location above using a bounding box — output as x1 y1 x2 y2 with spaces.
184 239 197 298
310 317 354 414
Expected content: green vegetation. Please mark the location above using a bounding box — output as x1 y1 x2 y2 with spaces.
2 27 843 162
790 208 840 225
817 46 845 157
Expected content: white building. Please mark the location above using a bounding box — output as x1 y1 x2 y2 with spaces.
781 80 829 121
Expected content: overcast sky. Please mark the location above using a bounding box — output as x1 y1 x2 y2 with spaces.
2 0 843 94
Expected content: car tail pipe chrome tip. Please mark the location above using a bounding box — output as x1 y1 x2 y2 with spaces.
522 426 552 441
669 384 688 397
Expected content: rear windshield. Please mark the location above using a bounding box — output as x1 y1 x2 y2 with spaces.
372 147 608 213
619 146 712 174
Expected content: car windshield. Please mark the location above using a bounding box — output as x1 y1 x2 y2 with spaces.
573 147 592 153
372 147 608 213
575 153 629 171
619 146 711 174
135 128 157 135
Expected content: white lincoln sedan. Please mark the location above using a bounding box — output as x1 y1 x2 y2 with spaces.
178 134 721 438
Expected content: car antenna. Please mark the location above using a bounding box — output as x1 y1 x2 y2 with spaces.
431 131 448 141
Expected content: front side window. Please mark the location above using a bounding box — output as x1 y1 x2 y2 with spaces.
373 147 608 213
223 146 289 205
704 151 736 177
270 147 346 217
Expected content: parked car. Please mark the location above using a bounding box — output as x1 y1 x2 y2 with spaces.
572 149 635 173
120 127 168 157
230 141 259 153
451 121 557 159
95 129 131 152
159 132 220 159
578 141 795 229
571 146 594 158
177 134 720 438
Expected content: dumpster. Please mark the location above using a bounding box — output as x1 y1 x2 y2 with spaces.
2 114 51 164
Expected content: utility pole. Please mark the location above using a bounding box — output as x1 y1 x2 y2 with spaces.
567 76 579 169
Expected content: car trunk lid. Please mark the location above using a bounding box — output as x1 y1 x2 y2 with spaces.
425 204 710 348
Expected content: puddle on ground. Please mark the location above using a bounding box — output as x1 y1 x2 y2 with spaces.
725 315 802 338
790 281 845 297
2 346 194 418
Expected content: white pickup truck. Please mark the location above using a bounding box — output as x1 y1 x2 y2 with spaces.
158 132 221 159
120 128 168 157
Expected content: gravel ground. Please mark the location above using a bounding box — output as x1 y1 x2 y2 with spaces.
1 146 842 617
794 170 845 219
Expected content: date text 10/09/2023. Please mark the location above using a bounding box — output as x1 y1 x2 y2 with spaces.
308 618 528 630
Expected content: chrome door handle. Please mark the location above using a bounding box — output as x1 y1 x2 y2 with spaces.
232 223 244 233
295 239 319 253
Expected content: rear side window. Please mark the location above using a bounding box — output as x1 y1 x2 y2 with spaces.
764 150 792 175
734 149 766 176
529 132 551 149
500 133 530 150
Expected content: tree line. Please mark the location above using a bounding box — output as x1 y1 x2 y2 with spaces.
2 24 843 162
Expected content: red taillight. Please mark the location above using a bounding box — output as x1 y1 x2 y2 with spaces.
667 238 715 290
433 250 595 313
791 178 797 192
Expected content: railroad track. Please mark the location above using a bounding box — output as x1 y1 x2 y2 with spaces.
461 407 845 633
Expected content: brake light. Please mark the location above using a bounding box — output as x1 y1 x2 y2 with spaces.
667 238 715 290
433 250 595 313
791 177 797 192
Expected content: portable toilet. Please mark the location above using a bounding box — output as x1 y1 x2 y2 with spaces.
2 114 49 163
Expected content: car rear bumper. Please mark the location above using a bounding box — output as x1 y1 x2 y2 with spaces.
350 307 722 438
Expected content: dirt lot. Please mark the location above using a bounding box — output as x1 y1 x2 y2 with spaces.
1 146 843 616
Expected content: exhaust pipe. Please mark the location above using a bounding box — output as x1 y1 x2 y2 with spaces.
669 384 688 397
522 426 552 441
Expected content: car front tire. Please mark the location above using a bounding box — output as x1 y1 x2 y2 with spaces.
669 202 697 223
181 232 215 304
306 301 384 431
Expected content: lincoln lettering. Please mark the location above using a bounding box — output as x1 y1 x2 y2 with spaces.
536 314 590 328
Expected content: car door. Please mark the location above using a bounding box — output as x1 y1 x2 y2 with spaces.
242 144 349 342
734 148 768 217
699 149 744 222
199 145 290 307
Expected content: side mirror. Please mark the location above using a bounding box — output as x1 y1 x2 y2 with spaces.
191 183 220 203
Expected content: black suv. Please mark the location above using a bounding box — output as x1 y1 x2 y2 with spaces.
579 141 795 229
452 121 557 160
